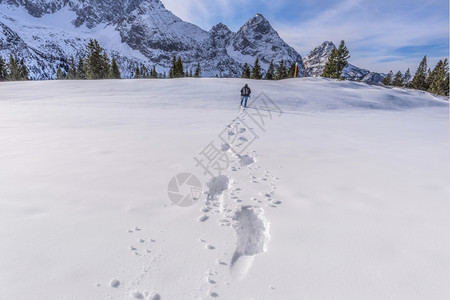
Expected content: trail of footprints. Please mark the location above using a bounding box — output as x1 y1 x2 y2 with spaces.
105 109 280 299
103 226 163 300
197 109 281 297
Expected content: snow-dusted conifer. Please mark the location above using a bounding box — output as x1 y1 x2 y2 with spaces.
392 71 403 87
411 56 428 91
402 68 411 86
322 40 350 79
0 56 7 80
7 55 20 80
265 60 274 80
134 66 140 79
275 59 287 80
194 62 201 78
19 58 28 80
250 58 262 79
383 71 393 86
76 57 86 79
66 57 77 80
56 66 64 80
288 62 296 78
241 63 250 78
109 57 121 79
428 59 448 96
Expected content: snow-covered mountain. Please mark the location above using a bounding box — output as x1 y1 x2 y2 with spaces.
0 0 304 79
303 41 385 84
1 0 386 82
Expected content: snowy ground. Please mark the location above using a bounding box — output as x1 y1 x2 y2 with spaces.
0 78 449 300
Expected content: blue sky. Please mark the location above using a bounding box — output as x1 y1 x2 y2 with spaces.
162 0 449 73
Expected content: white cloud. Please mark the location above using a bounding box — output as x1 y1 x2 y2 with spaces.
273 1 449 73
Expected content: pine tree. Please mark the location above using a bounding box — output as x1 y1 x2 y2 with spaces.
143 65 150 78
76 57 86 79
411 56 428 91
109 57 121 79
175 57 184 78
403 68 411 87
0 56 7 81
445 73 449 96
335 40 350 76
7 55 20 80
383 70 393 86
275 60 287 80
428 59 449 96
425 68 433 91
85 39 110 79
169 56 184 78
241 63 250 78
66 57 77 80
250 58 262 79
321 40 350 79
101 52 110 78
265 60 274 80
19 58 28 80
287 63 296 78
321 48 338 78
150 65 158 79
134 66 140 79
55 66 65 80
194 62 201 78
169 56 176 78
392 71 403 87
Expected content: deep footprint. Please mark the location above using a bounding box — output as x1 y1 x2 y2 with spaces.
230 205 270 279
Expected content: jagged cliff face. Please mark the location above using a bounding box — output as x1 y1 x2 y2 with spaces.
0 0 304 79
303 41 385 84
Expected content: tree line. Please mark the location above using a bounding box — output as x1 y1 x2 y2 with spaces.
0 55 29 81
383 56 449 96
2 38 449 97
55 39 122 80
319 40 449 97
167 56 201 78
240 58 300 80
239 40 350 81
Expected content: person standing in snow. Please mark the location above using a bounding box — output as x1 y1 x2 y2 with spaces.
240 84 251 108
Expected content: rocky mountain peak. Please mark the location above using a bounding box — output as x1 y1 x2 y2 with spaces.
231 13 303 69
210 22 232 34
239 13 273 36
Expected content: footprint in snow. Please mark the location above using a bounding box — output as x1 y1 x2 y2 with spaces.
239 155 254 166
129 290 144 299
198 215 209 222
110 279 121 288
230 205 270 280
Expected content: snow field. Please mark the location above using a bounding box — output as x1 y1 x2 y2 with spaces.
0 77 449 299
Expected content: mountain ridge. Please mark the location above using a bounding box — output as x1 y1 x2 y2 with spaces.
0 0 382 82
